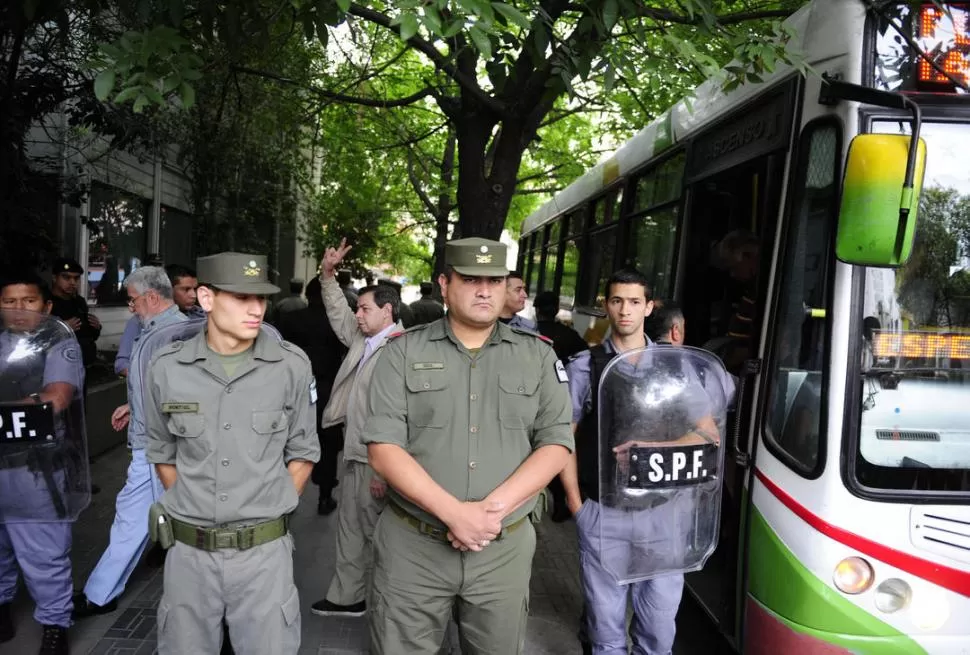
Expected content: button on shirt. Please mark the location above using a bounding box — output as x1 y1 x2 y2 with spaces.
127 305 186 450
363 320 574 529
144 330 320 527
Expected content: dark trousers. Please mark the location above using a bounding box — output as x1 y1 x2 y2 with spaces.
312 420 343 499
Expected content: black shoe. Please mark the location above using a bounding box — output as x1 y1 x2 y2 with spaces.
0 603 13 643
317 497 337 516
38 625 68 655
71 593 117 619
310 599 366 617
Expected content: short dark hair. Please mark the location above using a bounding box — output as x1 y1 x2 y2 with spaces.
358 284 400 322
165 264 197 287
534 291 559 319
0 272 52 303
604 269 651 301
305 276 322 304
288 279 304 294
419 282 433 296
507 270 524 282
336 270 352 287
645 301 684 342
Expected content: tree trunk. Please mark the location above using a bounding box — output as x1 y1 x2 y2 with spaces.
454 119 528 240
432 131 456 297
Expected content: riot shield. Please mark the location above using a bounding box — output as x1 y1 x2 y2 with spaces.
0 311 90 522
597 345 731 583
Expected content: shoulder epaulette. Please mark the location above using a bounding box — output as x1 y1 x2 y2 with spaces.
280 339 312 363
509 326 553 345
390 322 432 339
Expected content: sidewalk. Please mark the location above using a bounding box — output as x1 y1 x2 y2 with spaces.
8 444 720 654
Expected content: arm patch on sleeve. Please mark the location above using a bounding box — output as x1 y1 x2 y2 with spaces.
555 359 569 383
309 378 318 404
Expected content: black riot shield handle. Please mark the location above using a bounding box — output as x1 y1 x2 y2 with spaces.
731 359 761 468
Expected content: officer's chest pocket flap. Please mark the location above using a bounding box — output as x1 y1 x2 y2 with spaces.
252 410 288 434
166 413 205 438
405 371 447 428
499 374 540 428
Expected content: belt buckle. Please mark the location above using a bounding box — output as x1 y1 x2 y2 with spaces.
419 523 445 541
236 527 254 550
215 531 236 549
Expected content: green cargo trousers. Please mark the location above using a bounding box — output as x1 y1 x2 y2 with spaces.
369 508 536 655
156 533 301 655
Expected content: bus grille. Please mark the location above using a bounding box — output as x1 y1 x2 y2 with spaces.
911 508 970 565
875 429 940 442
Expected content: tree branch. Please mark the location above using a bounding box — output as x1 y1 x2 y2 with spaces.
347 3 510 117
407 150 439 216
517 162 571 185
231 65 434 108
640 7 796 26
515 186 564 195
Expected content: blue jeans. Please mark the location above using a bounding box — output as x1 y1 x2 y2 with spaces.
84 448 163 605
575 499 684 655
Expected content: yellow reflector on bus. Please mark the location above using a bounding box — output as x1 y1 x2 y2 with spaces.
833 557 874 595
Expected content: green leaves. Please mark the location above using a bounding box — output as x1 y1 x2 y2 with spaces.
399 13 419 41
94 70 116 101
494 3 530 31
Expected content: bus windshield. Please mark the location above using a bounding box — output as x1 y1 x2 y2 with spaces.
857 120 970 494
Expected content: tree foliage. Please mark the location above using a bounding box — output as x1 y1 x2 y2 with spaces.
93 0 811 243
897 186 970 327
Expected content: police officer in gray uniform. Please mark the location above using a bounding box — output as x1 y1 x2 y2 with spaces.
144 253 320 655
499 271 537 331
0 272 86 655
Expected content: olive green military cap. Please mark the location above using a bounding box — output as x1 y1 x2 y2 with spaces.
445 238 510 277
196 252 280 296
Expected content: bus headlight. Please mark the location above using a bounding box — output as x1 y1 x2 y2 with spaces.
911 592 950 631
833 557 874 594
874 579 911 613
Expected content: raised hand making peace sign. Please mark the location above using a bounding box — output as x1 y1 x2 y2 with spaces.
319 237 353 279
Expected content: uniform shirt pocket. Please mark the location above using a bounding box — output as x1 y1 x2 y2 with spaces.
498 374 540 429
166 413 208 461
404 372 448 428
251 410 289 460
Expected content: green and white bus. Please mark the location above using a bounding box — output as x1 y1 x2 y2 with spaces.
519 1 970 652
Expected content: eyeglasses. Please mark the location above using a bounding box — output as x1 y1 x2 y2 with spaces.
127 292 149 307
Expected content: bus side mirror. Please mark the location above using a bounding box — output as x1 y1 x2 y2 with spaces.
835 134 927 267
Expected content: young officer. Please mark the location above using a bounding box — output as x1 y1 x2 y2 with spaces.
561 269 717 655
144 253 320 655
363 237 574 655
0 273 86 655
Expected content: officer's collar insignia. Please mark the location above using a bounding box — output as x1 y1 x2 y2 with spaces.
243 260 261 277
476 254 493 264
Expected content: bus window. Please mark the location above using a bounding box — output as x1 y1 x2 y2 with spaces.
567 207 586 236
628 206 679 301
578 227 616 308
764 121 840 475
542 220 561 292
633 153 685 213
855 121 970 494
560 239 580 308
526 237 541 294
592 197 608 226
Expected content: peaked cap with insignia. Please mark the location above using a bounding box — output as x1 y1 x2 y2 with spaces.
445 237 509 277
53 257 84 274
196 252 280 296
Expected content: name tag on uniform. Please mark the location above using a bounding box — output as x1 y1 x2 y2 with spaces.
412 362 445 370
162 403 199 414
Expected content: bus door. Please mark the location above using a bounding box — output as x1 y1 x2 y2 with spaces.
678 151 787 638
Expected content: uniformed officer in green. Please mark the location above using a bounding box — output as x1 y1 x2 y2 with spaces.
364 238 574 654
143 253 320 655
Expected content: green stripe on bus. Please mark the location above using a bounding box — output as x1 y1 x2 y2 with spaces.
747 507 924 654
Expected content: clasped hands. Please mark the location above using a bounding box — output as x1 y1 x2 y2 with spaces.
441 499 506 553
